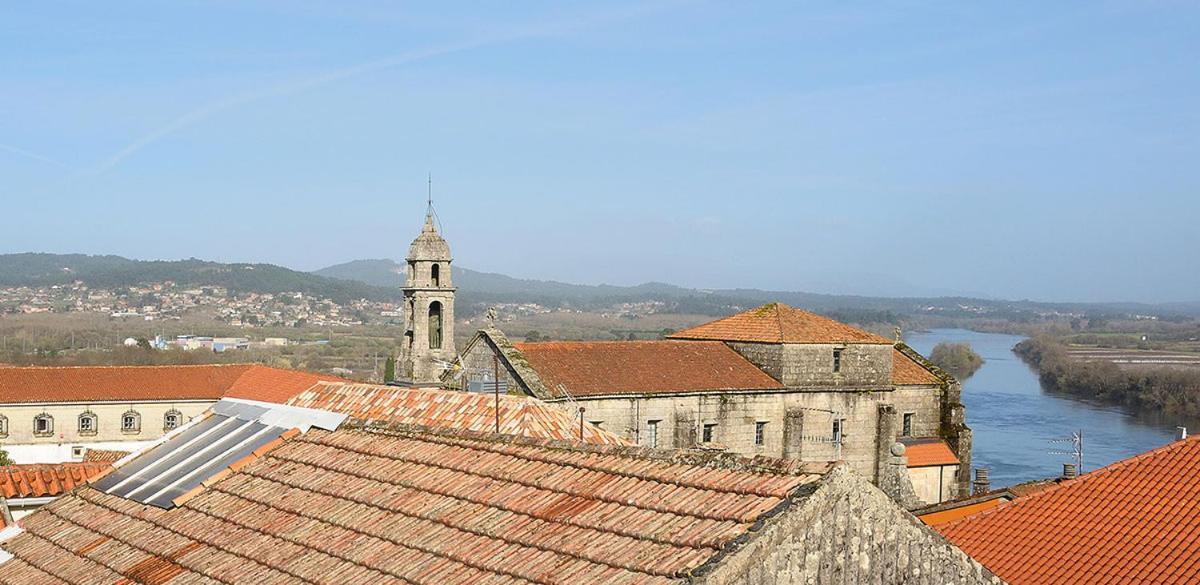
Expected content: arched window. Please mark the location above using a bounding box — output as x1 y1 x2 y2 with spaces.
164 409 183 431
0 414 8 438
34 413 54 437
428 301 443 349
78 411 98 436
431 263 440 287
121 410 142 434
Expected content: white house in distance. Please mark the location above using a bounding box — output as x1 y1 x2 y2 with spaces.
0 363 341 463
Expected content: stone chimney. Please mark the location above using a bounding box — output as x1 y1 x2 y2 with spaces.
972 467 991 495
1178 427 1188 441
1062 463 1078 479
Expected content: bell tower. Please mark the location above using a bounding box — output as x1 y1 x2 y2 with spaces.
398 192 456 385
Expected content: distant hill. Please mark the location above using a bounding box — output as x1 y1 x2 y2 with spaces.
0 253 397 303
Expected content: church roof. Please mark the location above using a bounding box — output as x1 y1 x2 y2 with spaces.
286 381 629 445
512 340 784 398
407 211 452 261
0 422 835 583
667 303 893 345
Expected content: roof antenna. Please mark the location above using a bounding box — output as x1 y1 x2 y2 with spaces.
426 173 433 214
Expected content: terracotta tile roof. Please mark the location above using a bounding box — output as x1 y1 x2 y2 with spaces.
892 348 943 385
286 382 630 445
0 364 342 405
918 498 1006 527
0 424 833 584
667 303 893 345
899 438 960 468
0 463 111 500
80 449 130 464
939 436 1200 584
512 340 784 398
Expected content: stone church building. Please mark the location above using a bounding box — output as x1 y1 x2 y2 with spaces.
395 208 973 503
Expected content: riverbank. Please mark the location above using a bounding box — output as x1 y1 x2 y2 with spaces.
1014 337 1200 419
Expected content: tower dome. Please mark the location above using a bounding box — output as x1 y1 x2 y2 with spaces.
407 212 452 261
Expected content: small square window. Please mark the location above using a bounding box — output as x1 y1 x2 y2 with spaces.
164 410 183 431
121 411 141 434
34 414 54 436
902 413 914 437
78 412 98 436
702 423 717 443
754 421 767 446
71 446 85 459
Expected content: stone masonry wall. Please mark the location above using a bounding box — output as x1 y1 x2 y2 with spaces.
691 465 1003 585
778 343 893 387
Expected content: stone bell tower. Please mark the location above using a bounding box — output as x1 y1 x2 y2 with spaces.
398 199 456 386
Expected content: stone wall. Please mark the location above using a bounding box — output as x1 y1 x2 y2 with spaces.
692 465 1003 585
910 464 959 505
456 333 524 394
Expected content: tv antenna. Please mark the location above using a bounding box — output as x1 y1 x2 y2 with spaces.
1049 429 1084 474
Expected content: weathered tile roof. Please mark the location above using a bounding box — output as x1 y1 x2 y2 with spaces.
286 382 630 445
80 449 131 464
939 436 1200 584
919 498 1006 527
891 347 944 386
0 424 833 584
0 463 111 500
511 340 784 398
668 303 893 345
0 364 342 405
899 438 960 468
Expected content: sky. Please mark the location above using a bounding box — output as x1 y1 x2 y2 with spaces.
2 2 1198 303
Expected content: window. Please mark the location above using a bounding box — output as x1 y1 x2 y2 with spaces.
71 446 85 459
34 413 54 436
431 263 440 287
0 415 7 438
78 411 98 436
902 413 914 437
832 418 844 443
645 420 660 448
428 301 443 349
164 409 183 431
754 421 767 446
702 423 717 443
832 348 843 373
121 410 142 434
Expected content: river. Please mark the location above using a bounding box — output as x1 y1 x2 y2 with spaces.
906 328 1186 489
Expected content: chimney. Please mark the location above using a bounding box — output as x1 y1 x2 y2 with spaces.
1062 463 1078 479
972 467 990 495
1178 427 1188 441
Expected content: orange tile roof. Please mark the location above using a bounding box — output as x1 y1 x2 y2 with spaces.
80 449 130 463
512 340 784 397
0 363 342 404
0 462 110 499
0 424 833 583
939 436 1200 584
892 348 943 385
900 437 961 467
668 303 893 344
287 382 630 445
918 498 1006 527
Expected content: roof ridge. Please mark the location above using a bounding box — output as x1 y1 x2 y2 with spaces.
938 436 1199 532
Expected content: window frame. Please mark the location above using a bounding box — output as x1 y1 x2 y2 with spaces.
832 418 845 443
902 412 914 437
754 421 767 446
645 419 661 448
163 409 183 431
121 410 142 434
832 348 843 373
77 410 99 436
702 423 717 443
34 413 54 437
0 414 8 438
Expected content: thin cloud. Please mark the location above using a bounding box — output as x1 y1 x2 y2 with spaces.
90 2 683 175
0 142 69 169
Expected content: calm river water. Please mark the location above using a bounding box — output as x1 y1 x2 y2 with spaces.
906 329 1186 488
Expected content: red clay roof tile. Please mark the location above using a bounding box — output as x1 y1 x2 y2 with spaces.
0 462 111 499
939 436 1200 584
0 364 342 404
668 303 893 345
900 438 960 468
286 382 630 445
892 348 943 385
513 340 784 397
0 425 832 584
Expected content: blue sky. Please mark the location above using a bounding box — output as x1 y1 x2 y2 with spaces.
2 2 1197 302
